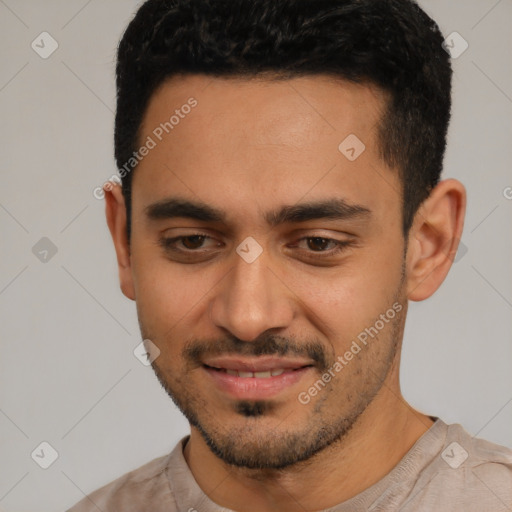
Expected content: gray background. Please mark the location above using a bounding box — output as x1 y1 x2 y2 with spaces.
0 1 511 510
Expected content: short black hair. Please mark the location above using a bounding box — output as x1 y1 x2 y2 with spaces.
115 0 452 241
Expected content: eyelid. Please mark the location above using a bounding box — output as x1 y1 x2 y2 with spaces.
289 236 354 255
292 236 347 247
159 232 221 250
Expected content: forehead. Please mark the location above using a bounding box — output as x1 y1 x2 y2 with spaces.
132 74 399 228
141 73 386 142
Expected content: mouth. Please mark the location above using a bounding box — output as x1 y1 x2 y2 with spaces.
201 357 315 399
203 364 311 378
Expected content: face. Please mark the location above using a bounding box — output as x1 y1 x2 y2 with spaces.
128 75 408 469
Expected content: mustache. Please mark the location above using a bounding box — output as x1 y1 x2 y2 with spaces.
183 333 330 371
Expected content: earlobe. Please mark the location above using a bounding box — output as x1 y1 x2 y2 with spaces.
405 179 466 301
104 182 136 301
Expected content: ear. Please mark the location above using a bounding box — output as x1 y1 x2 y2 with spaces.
405 179 466 301
104 181 136 300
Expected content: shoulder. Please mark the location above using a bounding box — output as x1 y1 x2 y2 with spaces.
409 421 512 510
444 422 512 471
65 441 185 512
448 423 512 494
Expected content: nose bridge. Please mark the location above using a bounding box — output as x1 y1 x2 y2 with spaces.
209 249 293 342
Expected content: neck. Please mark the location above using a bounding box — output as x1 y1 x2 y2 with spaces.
183 382 434 512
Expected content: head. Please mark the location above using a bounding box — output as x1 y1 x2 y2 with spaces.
106 0 465 469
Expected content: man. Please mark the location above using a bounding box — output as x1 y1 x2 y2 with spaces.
68 0 512 510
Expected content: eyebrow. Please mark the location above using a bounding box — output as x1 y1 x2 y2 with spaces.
145 197 371 227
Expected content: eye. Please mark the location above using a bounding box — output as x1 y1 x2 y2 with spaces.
295 236 352 255
179 235 207 250
302 237 338 252
287 236 355 264
159 233 222 253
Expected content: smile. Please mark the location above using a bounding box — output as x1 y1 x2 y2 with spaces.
202 359 314 399
204 365 309 378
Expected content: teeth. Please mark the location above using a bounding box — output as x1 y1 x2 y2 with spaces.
221 368 288 378
254 371 271 378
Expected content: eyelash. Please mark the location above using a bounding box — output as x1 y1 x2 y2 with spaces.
159 232 353 258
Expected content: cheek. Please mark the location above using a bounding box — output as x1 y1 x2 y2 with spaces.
281 251 403 341
130 247 220 342
130 250 189 333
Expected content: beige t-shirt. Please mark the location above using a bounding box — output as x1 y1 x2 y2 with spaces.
66 419 512 511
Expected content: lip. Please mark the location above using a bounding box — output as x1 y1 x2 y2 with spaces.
202 355 313 372
202 357 314 400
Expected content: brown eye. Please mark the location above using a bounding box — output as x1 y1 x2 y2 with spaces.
306 237 335 252
181 235 206 249
159 233 222 256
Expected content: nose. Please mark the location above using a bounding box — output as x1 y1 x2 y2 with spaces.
208 248 295 342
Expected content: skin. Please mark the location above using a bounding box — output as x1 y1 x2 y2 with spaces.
105 74 466 511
